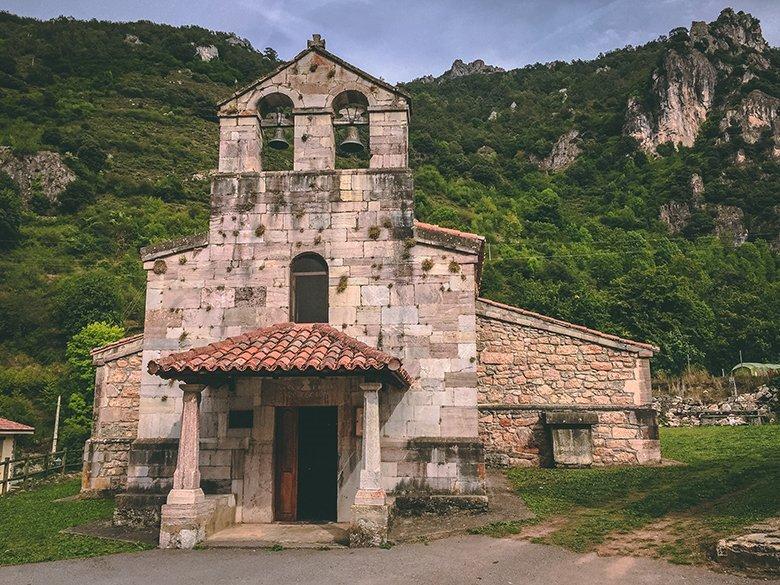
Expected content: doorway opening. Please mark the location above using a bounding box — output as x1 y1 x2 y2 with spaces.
273 406 338 522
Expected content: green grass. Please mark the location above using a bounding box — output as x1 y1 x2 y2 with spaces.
493 426 780 564
0 477 150 566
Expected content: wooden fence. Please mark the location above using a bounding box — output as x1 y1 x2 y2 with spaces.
0 449 80 495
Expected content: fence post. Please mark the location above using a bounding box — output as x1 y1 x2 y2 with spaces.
61 449 67 476
22 456 30 490
43 452 49 479
1 457 9 495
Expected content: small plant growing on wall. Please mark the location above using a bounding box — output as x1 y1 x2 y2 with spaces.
368 226 381 240
337 275 348 293
421 258 434 272
255 224 265 237
448 260 460 273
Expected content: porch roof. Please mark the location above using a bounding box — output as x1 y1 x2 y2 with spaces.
148 322 411 388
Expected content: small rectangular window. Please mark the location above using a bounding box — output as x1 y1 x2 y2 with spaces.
228 409 254 429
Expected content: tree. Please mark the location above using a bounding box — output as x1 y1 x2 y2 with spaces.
60 392 92 452
53 270 123 337
0 172 22 249
66 322 125 397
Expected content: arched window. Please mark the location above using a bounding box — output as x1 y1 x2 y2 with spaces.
290 253 329 323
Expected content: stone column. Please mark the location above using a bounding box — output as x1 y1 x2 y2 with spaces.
356 383 384 501
160 383 214 549
168 384 204 504
350 382 388 547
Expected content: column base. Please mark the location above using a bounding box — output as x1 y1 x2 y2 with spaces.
349 501 389 548
159 489 213 549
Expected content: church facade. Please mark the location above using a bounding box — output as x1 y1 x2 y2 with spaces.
81 36 661 549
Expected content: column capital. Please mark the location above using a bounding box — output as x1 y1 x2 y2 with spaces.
359 382 382 393
180 383 206 394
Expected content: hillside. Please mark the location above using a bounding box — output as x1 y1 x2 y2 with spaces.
0 9 777 447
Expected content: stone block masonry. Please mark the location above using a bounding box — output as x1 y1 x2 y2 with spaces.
476 299 660 466
81 335 143 493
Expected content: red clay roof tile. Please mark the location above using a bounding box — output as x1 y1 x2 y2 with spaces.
148 322 411 387
0 417 35 433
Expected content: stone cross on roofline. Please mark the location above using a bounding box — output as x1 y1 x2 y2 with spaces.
307 34 326 49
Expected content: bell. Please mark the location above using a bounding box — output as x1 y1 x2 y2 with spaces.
339 125 365 154
268 126 289 150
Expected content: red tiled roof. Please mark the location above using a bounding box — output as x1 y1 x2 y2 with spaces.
148 322 411 387
0 417 35 434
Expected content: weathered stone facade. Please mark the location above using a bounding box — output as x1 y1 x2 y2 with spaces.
476 299 660 467
83 36 660 549
81 334 143 493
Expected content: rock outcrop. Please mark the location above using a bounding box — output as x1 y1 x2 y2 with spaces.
440 59 504 80
691 8 770 60
624 9 771 154
624 49 717 152
714 204 749 246
659 200 692 235
539 129 581 171
195 45 219 62
720 90 780 158
224 33 251 49
0 146 75 203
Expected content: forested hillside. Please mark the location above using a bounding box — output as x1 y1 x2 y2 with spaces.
0 9 777 448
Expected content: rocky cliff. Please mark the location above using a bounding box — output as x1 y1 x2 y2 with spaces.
624 8 771 154
539 129 581 171
440 58 505 80
720 89 780 158
0 146 75 203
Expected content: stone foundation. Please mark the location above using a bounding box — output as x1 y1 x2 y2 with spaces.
81 438 133 493
114 492 168 529
348 504 389 547
479 405 660 467
387 437 486 496
159 492 236 549
114 438 179 528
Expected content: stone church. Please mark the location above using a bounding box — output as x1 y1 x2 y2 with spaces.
81 36 661 549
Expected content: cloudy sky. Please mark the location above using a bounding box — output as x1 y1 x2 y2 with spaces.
1 0 778 82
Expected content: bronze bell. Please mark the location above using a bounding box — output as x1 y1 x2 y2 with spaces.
339 125 364 154
268 126 289 150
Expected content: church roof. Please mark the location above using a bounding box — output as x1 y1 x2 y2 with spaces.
148 322 411 387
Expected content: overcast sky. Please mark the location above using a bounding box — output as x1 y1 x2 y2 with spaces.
1 0 778 82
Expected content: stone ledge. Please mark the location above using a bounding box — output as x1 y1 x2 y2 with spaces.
393 494 489 516
479 403 655 412
140 233 208 262
716 519 780 575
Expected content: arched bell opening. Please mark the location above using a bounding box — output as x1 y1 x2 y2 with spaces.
332 90 370 169
258 93 294 171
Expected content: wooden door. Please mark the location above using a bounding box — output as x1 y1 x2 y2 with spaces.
274 407 298 521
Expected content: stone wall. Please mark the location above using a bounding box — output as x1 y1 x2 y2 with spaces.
653 385 778 427
475 299 660 467
478 406 659 467
81 335 143 493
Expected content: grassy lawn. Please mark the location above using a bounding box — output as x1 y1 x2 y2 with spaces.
477 425 780 565
0 477 150 566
